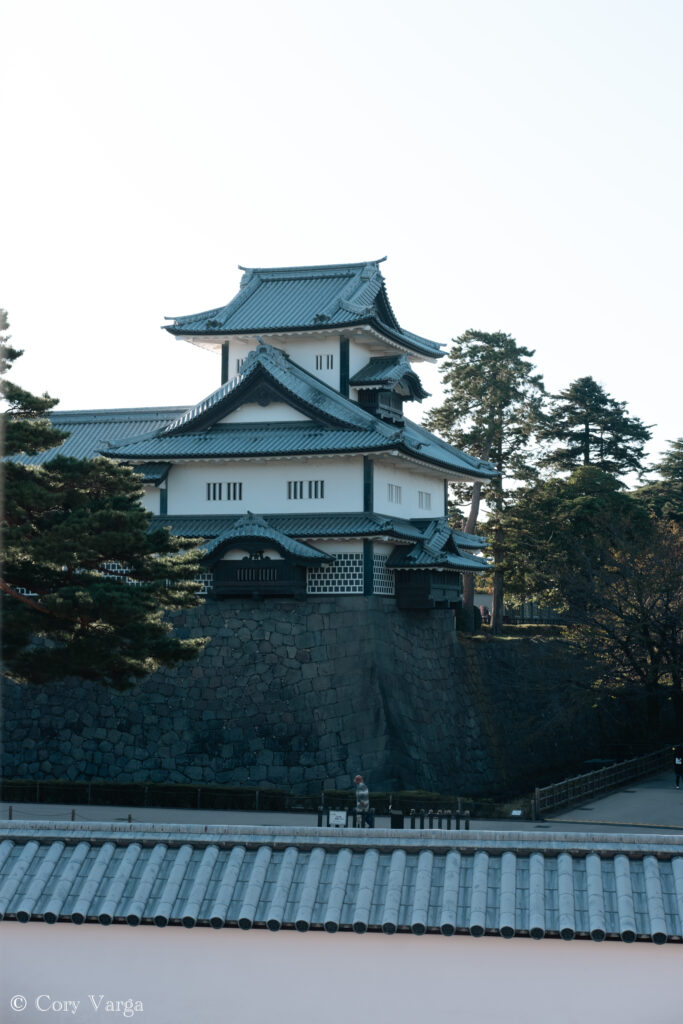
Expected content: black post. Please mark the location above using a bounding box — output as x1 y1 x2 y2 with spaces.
445 810 452 830
455 811 461 830
410 809 416 829
465 810 471 830
419 808 426 829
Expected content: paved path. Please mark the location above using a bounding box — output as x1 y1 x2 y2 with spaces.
2 770 682 835
548 768 683 832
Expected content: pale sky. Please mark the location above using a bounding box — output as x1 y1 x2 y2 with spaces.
2 0 681 470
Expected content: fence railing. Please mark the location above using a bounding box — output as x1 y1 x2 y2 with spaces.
533 746 671 817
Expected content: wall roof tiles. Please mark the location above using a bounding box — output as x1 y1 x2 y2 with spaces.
1 823 682 944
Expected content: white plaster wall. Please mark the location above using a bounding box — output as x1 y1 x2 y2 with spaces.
228 338 256 378
221 547 283 561
373 458 446 517
372 540 395 556
2 924 681 1024
167 457 363 516
312 540 363 555
139 485 159 515
348 337 397 378
278 335 339 389
218 402 309 424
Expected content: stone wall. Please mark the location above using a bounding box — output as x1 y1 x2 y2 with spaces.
1 597 603 795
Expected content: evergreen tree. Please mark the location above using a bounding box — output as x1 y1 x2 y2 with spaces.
572 520 682 739
634 438 683 522
1 318 206 689
424 330 545 633
500 467 651 614
502 467 681 737
540 376 651 477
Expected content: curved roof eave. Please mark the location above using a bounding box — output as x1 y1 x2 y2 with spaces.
165 317 443 359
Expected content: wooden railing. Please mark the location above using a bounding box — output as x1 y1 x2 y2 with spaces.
533 746 671 817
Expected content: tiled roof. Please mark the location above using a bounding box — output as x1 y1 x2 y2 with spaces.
349 356 430 401
11 408 189 466
100 347 496 480
105 423 393 460
410 521 488 550
402 418 497 479
449 527 488 549
164 261 444 359
150 513 429 544
136 462 171 485
1 822 682 943
387 519 491 571
201 513 332 563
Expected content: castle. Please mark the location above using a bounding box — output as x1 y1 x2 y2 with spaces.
40 259 495 606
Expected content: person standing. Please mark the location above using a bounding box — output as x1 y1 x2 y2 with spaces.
354 774 371 827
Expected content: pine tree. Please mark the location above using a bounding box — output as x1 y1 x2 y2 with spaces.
1 315 206 689
540 376 651 478
499 467 651 614
634 438 683 522
424 330 545 633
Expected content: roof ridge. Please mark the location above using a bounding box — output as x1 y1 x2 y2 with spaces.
237 258 387 275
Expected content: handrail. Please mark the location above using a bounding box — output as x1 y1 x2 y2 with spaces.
534 746 671 817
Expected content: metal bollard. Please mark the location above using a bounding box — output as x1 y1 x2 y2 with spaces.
436 809 443 829
455 811 461 830
465 810 471 830
445 810 452 830
419 808 426 829
427 809 434 829
410 809 416 829
317 805 324 827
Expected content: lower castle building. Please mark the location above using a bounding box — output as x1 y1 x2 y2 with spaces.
31 259 495 605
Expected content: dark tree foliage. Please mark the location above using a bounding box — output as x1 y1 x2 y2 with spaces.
634 438 683 523
571 521 682 738
424 330 545 633
1 319 206 689
539 376 651 478
499 467 652 615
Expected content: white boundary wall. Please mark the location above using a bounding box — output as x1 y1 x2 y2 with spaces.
1 924 680 1024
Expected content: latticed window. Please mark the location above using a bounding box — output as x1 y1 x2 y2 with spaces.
387 483 402 504
418 490 431 510
287 480 325 499
236 566 279 582
315 354 334 370
207 482 243 501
